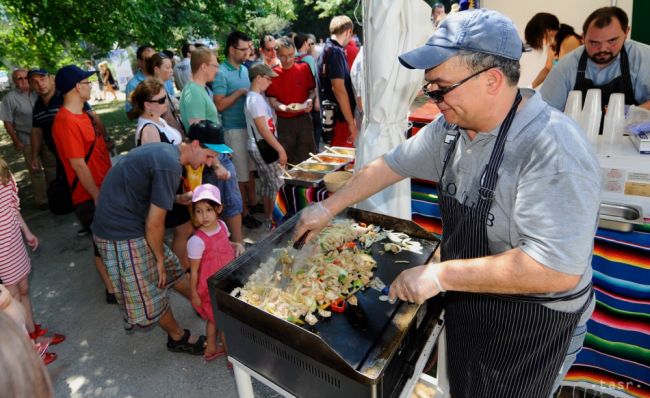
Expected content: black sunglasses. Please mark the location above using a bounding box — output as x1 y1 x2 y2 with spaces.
422 67 493 103
146 96 167 104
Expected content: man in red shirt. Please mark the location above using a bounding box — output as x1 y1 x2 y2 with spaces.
52 65 115 304
266 36 317 165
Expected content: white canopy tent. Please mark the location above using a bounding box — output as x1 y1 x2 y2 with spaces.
354 0 434 220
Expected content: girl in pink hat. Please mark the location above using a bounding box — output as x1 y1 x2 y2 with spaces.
187 183 244 362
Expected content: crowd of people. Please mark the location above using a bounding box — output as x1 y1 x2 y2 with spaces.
0 14 362 371
2 3 648 397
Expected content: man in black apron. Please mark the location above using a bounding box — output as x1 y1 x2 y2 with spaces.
541 6 650 113
295 9 601 398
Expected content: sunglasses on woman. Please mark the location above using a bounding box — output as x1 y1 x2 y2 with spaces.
146 96 167 104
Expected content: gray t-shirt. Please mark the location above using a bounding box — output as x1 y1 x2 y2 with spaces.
541 40 650 110
92 144 182 241
384 89 601 315
0 89 38 143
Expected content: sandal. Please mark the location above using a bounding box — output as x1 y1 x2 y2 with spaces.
204 344 226 361
166 329 206 355
43 352 58 365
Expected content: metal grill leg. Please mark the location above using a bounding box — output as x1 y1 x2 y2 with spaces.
232 360 255 398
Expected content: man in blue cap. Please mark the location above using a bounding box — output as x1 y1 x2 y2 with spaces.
294 9 601 397
52 65 117 304
91 119 231 354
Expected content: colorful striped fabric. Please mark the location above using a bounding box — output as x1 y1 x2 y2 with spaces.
273 180 649 397
408 181 650 398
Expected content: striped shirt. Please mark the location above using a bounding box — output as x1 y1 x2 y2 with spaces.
0 177 31 285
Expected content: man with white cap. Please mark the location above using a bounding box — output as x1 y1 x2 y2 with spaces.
294 9 601 397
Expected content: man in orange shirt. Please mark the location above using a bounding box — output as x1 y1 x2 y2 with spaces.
52 65 115 304
266 36 316 165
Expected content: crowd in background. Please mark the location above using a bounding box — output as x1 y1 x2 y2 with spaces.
0 14 361 377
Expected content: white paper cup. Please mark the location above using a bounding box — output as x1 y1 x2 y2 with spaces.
581 89 602 144
564 90 583 123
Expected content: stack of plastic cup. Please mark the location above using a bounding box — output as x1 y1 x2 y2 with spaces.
564 90 583 124
581 89 602 145
602 93 626 147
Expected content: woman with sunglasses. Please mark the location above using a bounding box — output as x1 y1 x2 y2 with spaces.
145 53 185 133
128 79 192 270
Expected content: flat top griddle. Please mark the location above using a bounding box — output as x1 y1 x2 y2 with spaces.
209 208 440 383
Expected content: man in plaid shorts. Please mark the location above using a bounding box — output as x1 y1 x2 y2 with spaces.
92 126 232 355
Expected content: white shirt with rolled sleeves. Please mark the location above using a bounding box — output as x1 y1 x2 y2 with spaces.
541 40 650 111
384 89 601 321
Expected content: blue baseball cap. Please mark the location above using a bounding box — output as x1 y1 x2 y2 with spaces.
55 65 95 95
27 68 51 78
187 120 234 154
399 9 522 70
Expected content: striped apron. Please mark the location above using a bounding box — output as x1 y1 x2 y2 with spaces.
438 91 592 398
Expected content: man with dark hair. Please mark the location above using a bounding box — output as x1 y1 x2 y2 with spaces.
91 128 227 354
173 42 195 91
29 69 109 220
317 15 357 147
431 2 447 29
541 6 650 111
267 36 317 164
293 33 317 76
214 31 263 229
297 9 600 397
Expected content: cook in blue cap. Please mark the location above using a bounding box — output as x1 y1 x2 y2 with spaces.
399 8 522 71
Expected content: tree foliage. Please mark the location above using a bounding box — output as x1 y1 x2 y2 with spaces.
0 0 296 69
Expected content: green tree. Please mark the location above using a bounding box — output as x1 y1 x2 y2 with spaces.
0 0 295 69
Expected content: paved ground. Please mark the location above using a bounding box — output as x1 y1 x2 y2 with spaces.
1 114 278 397
23 202 279 398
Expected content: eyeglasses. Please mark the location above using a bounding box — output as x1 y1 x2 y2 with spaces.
422 67 493 103
16 76 28 81
234 47 249 52
308 42 315 47
263 47 275 53
146 96 167 104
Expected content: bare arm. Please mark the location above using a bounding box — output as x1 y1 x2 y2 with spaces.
214 88 248 112
189 257 201 306
30 127 43 168
16 211 38 251
139 124 162 145
68 157 100 203
531 48 554 89
331 78 355 126
146 204 167 288
3 121 23 150
390 247 581 304
294 156 404 243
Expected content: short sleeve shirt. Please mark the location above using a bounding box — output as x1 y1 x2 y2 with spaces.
0 89 38 137
245 91 276 141
52 107 112 205
213 61 250 130
266 63 315 119
384 89 601 313
317 38 356 116
92 144 182 240
541 40 650 110
180 81 220 131
32 93 91 154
